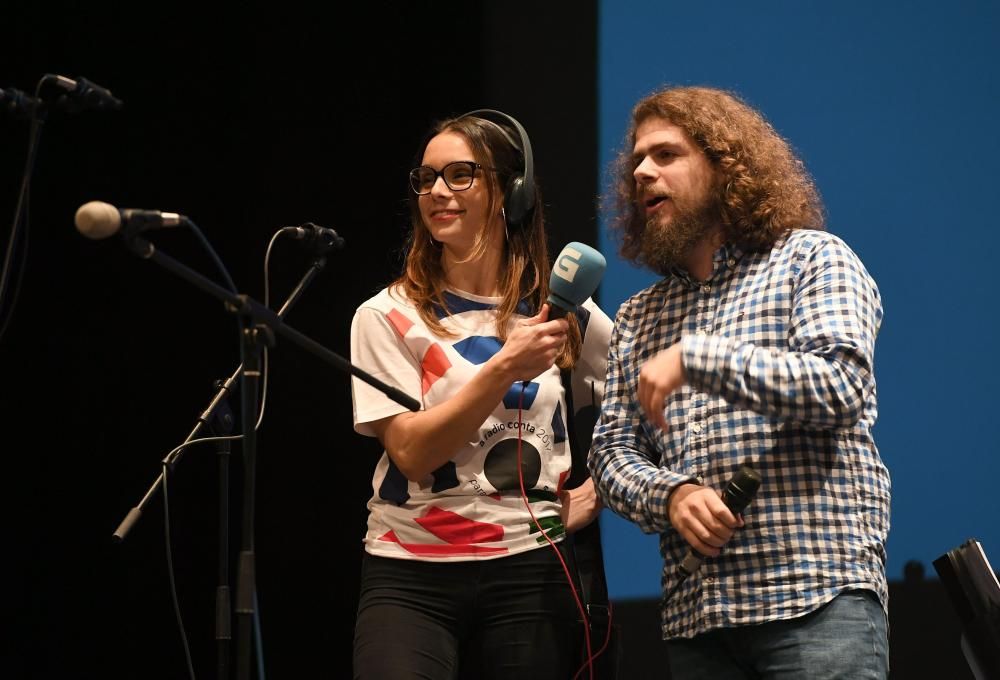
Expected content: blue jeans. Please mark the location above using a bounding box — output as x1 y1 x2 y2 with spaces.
666 590 888 679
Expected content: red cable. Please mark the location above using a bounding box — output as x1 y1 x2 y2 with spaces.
516 383 595 680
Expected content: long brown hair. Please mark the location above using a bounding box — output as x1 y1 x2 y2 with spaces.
394 114 581 368
610 86 825 262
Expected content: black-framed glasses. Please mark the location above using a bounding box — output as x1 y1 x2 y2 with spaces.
409 161 488 195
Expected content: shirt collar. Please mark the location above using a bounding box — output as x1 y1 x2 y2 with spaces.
668 242 745 289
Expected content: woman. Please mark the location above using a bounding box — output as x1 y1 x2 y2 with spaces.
350 110 612 679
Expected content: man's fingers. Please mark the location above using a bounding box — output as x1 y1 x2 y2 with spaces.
684 530 721 558
651 407 667 431
639 377 658 421
709 492 742 529
683 520 730 553
698 530 727 549
700 523 734 547
640 383 666 430
652 387 669 429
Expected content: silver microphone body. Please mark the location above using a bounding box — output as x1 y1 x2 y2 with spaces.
75 201 184 240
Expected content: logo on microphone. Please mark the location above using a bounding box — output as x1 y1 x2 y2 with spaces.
553 247 582 283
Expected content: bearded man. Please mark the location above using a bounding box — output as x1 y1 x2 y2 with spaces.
588 86 890 679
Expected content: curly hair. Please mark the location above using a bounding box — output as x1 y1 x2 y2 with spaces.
394 113 582 368
610 86 825 262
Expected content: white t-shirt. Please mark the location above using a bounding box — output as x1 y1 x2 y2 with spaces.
350 286 611 561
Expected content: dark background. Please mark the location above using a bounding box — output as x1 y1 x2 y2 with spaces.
1 2 973 678
1 3 597 677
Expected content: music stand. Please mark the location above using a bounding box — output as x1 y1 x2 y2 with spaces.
933 538 1000 679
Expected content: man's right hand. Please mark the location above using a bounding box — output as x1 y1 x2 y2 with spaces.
638 342 686 430
668 483 743 557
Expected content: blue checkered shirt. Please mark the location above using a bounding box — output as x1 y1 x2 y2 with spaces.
589 229 890 639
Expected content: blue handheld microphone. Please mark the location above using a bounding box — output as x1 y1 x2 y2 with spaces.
547 242 606 319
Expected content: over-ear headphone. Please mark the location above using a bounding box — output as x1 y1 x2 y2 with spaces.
458 109 536 226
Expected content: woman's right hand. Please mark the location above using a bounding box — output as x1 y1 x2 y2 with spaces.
492 304 569 382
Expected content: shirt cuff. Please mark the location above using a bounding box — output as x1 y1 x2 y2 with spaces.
681 333 735 394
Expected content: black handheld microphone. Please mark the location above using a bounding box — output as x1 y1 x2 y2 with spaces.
678 465 762 577
285 222 345 253
74 200 186 240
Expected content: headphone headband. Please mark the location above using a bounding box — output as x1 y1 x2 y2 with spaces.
458 109 536 225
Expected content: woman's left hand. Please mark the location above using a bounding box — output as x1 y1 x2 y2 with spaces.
560 478 602 533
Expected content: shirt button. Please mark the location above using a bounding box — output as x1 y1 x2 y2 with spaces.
727 258 736 267
690 422 702 433
704 576 714 584
694 475 704 484
702 284 712 293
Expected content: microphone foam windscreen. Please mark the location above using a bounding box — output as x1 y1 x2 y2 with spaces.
75 201 121 239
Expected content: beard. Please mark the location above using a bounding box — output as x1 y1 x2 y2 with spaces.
639 190 721 276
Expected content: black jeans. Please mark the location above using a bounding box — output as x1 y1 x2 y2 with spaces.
353 544 584 679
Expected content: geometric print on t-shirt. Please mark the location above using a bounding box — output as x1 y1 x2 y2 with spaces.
433 290 533 320
385 307 453 395
378 460 461 507
352 286 613 561
451 335 548 497
377 507 509 558
453 335 540 410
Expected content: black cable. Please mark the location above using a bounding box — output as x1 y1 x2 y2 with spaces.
162 462 198 680
0 109 43 343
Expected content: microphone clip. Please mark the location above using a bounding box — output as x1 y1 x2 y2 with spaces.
285 222 345 254
0 87 43 119
46 74 123 114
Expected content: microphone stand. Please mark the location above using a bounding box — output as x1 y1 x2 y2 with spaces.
111 253 331 540
114 233 419 680
209 399 234 680
113 253 336 679
235 308 263 680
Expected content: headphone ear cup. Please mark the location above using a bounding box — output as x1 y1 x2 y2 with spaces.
456 108 536 227
504 173 531 226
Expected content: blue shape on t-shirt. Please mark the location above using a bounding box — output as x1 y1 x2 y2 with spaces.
379 458 460 503
453 335 503 365
577 304 591 336
431 461 459 492
432 291 534 320
378 459 410 505
551 403 566 444
503 380 539 410
433 291 496 319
